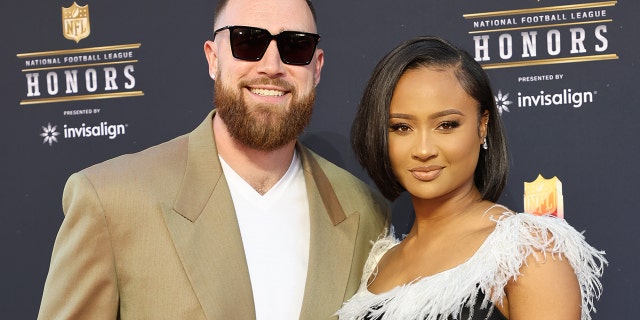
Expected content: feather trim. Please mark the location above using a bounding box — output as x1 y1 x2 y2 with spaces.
336 211 607 320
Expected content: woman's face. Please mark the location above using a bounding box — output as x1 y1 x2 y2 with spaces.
388 67 487 201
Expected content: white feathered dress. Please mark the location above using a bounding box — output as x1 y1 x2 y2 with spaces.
335 209 607 320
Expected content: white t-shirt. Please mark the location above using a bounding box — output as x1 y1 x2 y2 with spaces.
219 151 310 320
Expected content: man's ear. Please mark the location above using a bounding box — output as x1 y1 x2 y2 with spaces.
204 40 218 80
312 48 324 87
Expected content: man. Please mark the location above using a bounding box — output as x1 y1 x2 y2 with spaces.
37 0 388 319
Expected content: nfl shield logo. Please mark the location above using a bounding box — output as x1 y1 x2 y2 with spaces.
523 174 564 218
62 2 90 43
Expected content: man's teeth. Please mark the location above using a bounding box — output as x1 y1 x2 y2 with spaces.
250 88 285 96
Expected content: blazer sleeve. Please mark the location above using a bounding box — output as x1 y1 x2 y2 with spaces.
38 172 119 319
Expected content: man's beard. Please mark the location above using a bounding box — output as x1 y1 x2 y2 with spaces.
214 78 315 151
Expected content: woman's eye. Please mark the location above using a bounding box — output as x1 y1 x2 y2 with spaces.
438 121 460 131
389 123 411 132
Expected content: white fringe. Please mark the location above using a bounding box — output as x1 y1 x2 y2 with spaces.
336 211 607 320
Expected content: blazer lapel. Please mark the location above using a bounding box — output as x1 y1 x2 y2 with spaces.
164 111 255 319
298 146 360 319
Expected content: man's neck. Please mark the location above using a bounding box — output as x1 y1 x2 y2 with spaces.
212 114 297 195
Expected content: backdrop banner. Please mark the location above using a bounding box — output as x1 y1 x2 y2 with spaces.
1 0 636 318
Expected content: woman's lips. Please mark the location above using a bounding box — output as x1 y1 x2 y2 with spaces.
409 166 443 181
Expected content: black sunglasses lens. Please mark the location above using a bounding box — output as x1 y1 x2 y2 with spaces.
229 27 271 61
276 32 318 65
224 26 319 65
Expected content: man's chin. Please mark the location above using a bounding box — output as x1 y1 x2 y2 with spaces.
250 103 288 115
246 111 280 126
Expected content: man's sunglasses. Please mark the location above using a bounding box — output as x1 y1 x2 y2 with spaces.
213 25 320 65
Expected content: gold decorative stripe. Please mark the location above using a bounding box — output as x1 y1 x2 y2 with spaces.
17 43 141 58
469 19 612 34
22 60 139 72
481 54 618 69
463 1 617 19
20 91 144 105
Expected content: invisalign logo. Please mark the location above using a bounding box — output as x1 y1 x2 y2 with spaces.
63 122 127 140
40 123 61 146
39 121 128 146
518 89 596 108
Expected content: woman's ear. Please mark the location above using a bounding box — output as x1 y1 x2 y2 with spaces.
480 110 489 140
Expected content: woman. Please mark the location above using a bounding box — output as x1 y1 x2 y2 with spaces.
336 36 606 320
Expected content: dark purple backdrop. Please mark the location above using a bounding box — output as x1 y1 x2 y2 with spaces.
1 0 635 318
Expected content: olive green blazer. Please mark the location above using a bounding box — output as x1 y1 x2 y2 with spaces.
38 110 388 319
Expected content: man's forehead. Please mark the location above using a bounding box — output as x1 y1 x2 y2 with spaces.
215 0 316 32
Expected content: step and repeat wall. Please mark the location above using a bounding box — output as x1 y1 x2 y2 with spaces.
2 0 636 318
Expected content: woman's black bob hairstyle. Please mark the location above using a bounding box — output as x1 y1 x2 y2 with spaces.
351 36 509 201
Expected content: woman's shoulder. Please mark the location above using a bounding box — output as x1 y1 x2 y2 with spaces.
358 229 401 282
491 209 597 252
480 208 607 319
485 208 607 283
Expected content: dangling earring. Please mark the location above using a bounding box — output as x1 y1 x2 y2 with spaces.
482 137 488 150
